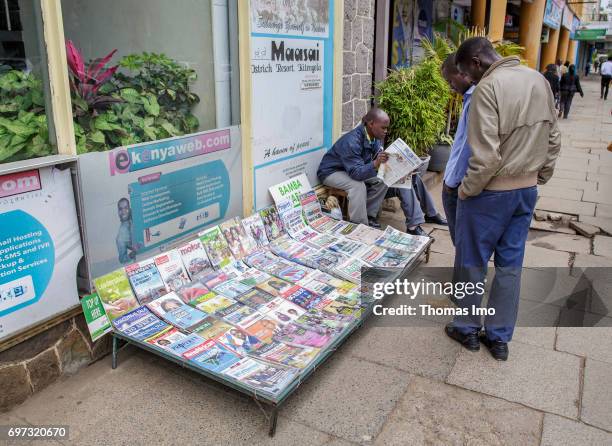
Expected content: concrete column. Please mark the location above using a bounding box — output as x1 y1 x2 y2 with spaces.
471 0 486 31
541 26 560 70
567 39 578 64
519 0 546 69
489 0 508 41
556 27 571 63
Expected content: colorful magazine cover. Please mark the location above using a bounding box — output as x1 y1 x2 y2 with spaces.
322 300 363 319
220 217 258 259
297 277 336 296
154 250 191 292
168 333 208 356
243 314 283 343
146 292 185 317
125 259 167 305
217 326 264 356
259 205 286 241
217 303 261 329
199 226 235 269
237 268 271 287
192 292 237 314
212 278 253 299
237 289 278 311
274 264 312 283
146 327 189 350
295 309 351 335
200 270 234 290
178 238 213 280
282 286 325 310
183 338 242 373
299 190 324 223
191 316 234 340
94 269 140 321
177 281 210 304
256 277 294 297
243 250 282 269
310 270 358 293
163 304 209 331
112 306 169 340
272 322 331 348
223 358 297 396
241 214 269 247
346 224 384 245
250 341 319 369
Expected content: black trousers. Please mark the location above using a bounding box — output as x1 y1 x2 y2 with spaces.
601 75 611 99
559 92 575 118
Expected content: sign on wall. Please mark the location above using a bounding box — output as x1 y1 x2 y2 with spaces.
561 6 573 30
390 0 433 68
543 0 564 30
78 126 242 283
0 167 83 342
249 0 334 211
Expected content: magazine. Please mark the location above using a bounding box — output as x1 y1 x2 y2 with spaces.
377 138 424 186
220 217 258 259
307 249 351 273
217 303 262 329
273 264 312 283
199 226 235 269
346 224 384 245
145 327 189 351
249 341 319 369
177 238 213 280
183 338 242 373
310 270 358 293
241 214 269 247
191 315 234 340
237 289 278 311
94 269 140 321
163 304 209 331
200 270 234 290
216 326 264 356
282 286 325 310
322 300 363 319
176 281 210 304
262 298 306 324
299 190 324 223
189 291 236 313
223 358 297 396
297 277 335 296
272 322 331 348
256 277 294 297
259 206 285 241
112 306 169 340
295 309 351 335
125 259 167 305
243 250 282 270
374 225 429 253
212 278 253 299
146 292 185 317
154 250 191 292
242 314 283 343
168 333 208 356
237 268 271 287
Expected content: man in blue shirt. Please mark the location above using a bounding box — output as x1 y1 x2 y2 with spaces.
441 53 475 245
318 108 445 235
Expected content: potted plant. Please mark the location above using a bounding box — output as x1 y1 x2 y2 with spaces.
376 55 451 173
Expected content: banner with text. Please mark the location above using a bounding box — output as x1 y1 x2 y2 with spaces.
249 0 334 211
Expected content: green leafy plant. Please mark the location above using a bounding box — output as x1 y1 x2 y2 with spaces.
0 70 53 162
376 58 451 157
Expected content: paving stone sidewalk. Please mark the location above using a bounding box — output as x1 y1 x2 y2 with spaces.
1 79 611 445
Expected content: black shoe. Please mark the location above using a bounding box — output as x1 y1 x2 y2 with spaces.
406 225 428 237
425 213 448 225
444 324 480 352
368 217 381 229
480 334 509 361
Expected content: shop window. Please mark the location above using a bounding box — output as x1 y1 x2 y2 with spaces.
60 0 238 154
0 0 57 164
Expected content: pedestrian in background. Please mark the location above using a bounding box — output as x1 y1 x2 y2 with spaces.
600 56 612 100
559 65 583 119
543 63 560 108
594 59 600 74
585 62 591 77
555 59 563 78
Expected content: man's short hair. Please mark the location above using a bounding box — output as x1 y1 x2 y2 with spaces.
441 52 458 74
456 37 495 66
362 107 387 124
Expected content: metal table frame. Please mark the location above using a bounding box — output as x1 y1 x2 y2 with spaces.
111 241 432 436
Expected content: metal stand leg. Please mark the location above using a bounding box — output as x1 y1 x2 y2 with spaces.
112 335 118 370
268 407 278 437
425 245 431 263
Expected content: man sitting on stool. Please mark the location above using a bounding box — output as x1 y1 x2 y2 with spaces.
317 108 446 236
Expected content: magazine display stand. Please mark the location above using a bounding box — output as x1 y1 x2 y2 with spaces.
110 239 432 437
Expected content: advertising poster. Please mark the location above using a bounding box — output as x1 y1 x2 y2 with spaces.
78 126 242 283
561 6 573 30
0 167 83 342
249 0 334 211
543 0 564 30
390 0 433 68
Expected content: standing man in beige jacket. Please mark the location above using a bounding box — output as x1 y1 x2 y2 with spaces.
444 38 561 361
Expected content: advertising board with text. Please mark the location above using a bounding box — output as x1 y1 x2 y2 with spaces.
0 167 83 342
78 126 242 285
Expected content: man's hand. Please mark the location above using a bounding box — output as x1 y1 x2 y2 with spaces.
373 152 389 169
458 189 469 200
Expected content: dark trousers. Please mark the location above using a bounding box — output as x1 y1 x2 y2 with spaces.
601 75 611 99
385 174 439 227
441 183 458 245
451 187 537 342
559 91 575 118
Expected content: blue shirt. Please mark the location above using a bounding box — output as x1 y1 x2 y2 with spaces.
443 86 475 188
317 124 382 182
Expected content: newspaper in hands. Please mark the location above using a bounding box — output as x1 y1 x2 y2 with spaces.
377 138 425 187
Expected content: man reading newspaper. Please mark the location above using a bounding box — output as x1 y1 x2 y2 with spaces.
317 108 446 236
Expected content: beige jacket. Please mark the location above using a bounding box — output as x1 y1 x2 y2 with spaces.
460 56 561 197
